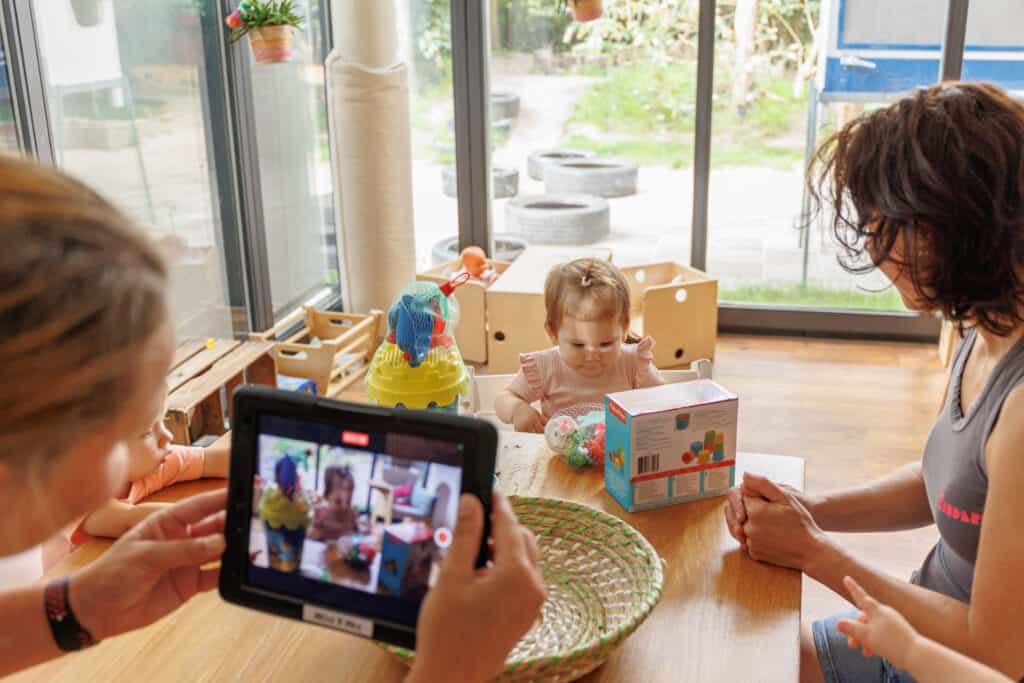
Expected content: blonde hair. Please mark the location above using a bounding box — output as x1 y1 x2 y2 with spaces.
0 155 168 469
544 258 640 342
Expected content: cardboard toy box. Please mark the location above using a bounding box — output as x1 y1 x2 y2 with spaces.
604 380 738 512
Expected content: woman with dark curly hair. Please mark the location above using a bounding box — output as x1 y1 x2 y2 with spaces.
724 82 1024 682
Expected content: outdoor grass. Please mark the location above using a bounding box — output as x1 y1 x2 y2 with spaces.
565 62 807 170
720 284 907 311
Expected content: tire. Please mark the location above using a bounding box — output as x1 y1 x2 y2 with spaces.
504 194 610 245
527 148 597 182
431 234 530 266
543 158 639 198
441 166 519 199
491 91 521 121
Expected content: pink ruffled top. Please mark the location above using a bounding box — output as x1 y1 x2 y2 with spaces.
505 337 665 418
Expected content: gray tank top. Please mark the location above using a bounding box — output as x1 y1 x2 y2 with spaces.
917 329 1024 601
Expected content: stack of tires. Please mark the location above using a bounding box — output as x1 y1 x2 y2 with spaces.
507 148 638 245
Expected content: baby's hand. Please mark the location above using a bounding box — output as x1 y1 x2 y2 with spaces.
513 403 547 433
836 576 917 670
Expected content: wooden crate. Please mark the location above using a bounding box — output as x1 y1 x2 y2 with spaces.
619 261 718 368
485 246 613 374
418 259 511 364
165 339 276 445
256 307 383 397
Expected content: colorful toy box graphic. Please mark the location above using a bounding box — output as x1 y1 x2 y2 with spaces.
379 523 435 598
605 379 738 512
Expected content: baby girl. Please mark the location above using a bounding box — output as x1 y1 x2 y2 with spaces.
495 258 665 432
62 388 228 555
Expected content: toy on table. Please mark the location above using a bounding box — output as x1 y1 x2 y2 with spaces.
456 246 499 286
604 380 738 513
258 456 312 572
337 534 377 570
379 523 436 598
366 276 471 412
545 403 606 469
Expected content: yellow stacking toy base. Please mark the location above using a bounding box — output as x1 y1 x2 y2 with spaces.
366 342 469 411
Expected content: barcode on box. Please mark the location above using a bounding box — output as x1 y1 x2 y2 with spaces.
637 454 660 474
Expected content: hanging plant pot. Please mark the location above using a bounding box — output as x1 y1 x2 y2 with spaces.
248 25 294 65
69 0 104 27
569 0 603 22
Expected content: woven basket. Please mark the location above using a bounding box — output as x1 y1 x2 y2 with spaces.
386 496 664 682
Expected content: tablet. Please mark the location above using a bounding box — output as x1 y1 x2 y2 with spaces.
220 386 497 649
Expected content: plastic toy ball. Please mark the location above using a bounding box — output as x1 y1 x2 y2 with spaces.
460 246 488 278
544 415 578 454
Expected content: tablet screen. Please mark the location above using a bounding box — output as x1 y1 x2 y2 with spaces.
246 414 463 626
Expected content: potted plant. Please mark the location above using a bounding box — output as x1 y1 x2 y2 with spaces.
69 0 104 27
565 0 603 22
225 1 304 65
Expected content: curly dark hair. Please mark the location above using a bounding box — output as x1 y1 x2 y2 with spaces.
808 81 1024 335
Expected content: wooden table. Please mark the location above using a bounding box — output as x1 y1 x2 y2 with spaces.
11 434 803 683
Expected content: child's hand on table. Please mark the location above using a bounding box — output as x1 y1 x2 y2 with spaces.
67 489 226 641
409 492 545 683
836 576 916 668
513 402 547 433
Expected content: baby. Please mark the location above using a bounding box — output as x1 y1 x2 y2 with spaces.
495 258 665 433
65 388 229 550
839 576 1014 683
308 465 364 542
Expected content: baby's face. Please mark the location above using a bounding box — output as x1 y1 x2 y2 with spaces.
328 478 354 509
550 315 624 379
123 387 173 482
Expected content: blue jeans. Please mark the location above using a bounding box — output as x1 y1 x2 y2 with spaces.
812 610 916 683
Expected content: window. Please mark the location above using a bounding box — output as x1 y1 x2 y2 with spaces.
0 37 17 151
249 0 339 319
486 2 698 265
32 0 248 337
409 0 458 269
707 0 942 312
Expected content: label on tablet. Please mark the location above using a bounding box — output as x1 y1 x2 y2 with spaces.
303 604 373 637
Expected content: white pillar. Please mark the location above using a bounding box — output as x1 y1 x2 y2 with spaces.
328 0 417 314
332 0 399 68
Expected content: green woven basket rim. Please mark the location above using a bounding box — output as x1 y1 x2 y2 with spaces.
384 495 665 676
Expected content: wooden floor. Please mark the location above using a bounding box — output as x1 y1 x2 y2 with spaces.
714 334 948 621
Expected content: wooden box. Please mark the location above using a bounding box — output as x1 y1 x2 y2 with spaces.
418 259 511 364
255 307 383 397
165 339 277 445
619 261 718 368
485 246 613 374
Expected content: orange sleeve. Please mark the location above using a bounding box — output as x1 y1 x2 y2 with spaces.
127 445 206 504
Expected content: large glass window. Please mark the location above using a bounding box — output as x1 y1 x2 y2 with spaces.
0 38 17 151
485 1 697 266
32 0 247 337
250 0 339 318
408 0 458 269
706 0 943 312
